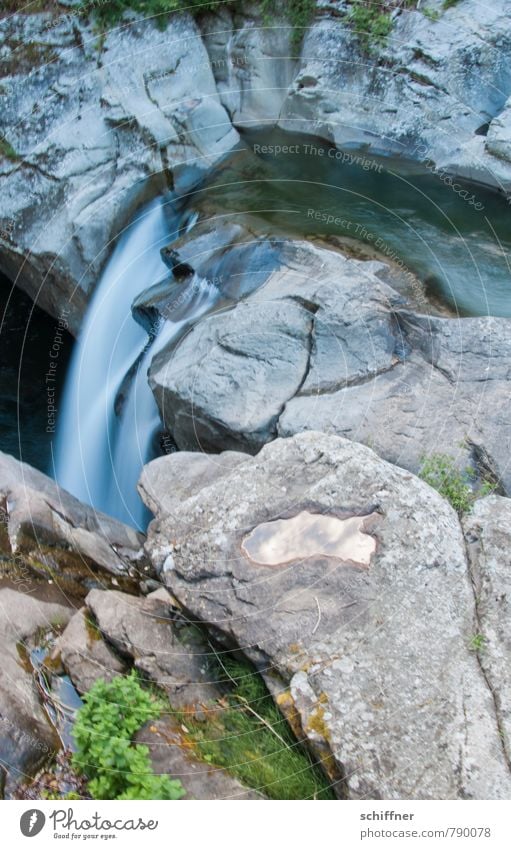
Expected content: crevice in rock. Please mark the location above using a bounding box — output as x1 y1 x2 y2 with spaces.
466 440 507 496
462 533 511 772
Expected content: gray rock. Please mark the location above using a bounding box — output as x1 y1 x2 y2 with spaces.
0 450 149 588
148 240 511 493
0 586 72 796
56 608 127 695
201 1 511 194
135 717 262 800
141 431 511 799
0 12 238 331
463 495 511 764
86 587 220 709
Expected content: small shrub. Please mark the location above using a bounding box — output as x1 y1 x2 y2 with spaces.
443 0 461 9
347 1 417 54
72 672 184 800
0 137 19 162
419 453 494 514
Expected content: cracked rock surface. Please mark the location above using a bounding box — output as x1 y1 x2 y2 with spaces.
149 238 511 492
140 431 511 799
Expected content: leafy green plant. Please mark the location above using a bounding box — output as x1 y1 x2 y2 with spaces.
81 0 315 50
0 136 19 162
72 672 184 800
347 1 418 53
469 633 486 653
419 453 495 514
174 653 335 799
421 6 439 21
443 0 461 9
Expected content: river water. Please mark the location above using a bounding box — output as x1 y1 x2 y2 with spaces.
2 130 511 529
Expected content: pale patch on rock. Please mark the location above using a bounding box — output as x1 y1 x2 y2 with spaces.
242 511 376 567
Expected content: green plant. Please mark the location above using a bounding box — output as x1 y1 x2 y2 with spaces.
72 672 184 800
81 0 315 50
443 0 461 9
347 1 417 54
174 653 335 799
469 633 486 653
0 136 19 162
422 6 439 21
419 453 476 513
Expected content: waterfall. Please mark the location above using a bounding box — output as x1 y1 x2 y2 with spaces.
54 199 218 529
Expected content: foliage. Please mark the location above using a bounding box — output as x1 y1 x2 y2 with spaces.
72 672 184 800
419 453 495 514
443 0 461 9
347 1 418 54
175 653 335 799
469 633 486 653
81 0 315 49
0 137 19 162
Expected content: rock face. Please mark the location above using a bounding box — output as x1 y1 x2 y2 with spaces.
141 432 511 799
0 450 149 592
463 495 511 765
3 2 511 332
0 586 73 797
0 11 238 332
201 0 511 193
148 239 511 492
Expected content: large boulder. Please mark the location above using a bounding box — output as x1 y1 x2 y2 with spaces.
0 586 73 797
140 431 511 799
148 240 511 492
0 450 149 593
0 11 238 332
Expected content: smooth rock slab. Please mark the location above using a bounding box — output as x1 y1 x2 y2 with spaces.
141 432 511 799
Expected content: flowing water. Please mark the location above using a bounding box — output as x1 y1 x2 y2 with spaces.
54 199 219 529
4 130 511 531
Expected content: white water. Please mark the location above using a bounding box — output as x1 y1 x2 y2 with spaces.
55 199 216 529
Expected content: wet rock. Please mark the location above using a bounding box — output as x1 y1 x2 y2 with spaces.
141 431 511 799
0 450 149 590
56 608 127 695
0 12 238 331
148 237 511 493
201 1 511 194
0 586 73 797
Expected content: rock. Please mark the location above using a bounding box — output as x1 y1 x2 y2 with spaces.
138 449 249 521
59 587 261 798
487 95 511 163
0 586 72 796
56 608 127 695
462 495 511 764
0 12 238 331
141 431 511 799
201 1 511 194
86 587 220 709
135 717 262 800
149 239 511 492
0 450 149 592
